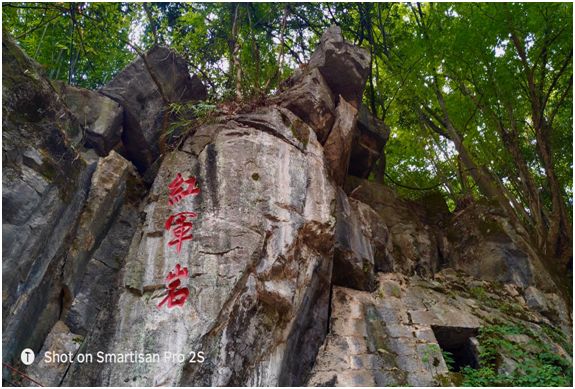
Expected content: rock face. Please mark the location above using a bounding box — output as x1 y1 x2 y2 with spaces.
2 33 144 387
27 321 83 386
345 178 449 276
101 46 207 171
2 32 91 371
54 82 123 156
324 97 358 185
307 25 370 107
64 105 336 386
446 203 556 291
332 188 388 292
348 105 390 179
274 68 336 143
308 271 571 386
2 27 572 389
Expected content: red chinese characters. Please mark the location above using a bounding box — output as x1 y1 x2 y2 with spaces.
165 211 197 254
157 264 190 308
159 173 201 310
168 173 200 206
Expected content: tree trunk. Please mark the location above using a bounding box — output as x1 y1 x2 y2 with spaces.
230 4 242 100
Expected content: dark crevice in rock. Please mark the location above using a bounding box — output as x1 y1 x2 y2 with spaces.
431 325 480 372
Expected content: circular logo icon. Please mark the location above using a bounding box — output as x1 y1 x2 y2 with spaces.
20 348 35 365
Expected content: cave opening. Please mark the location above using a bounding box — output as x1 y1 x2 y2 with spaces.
431 325 480 372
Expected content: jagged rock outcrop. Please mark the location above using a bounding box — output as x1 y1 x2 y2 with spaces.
344 177 561 291
284 25 370 120
332 188 393 292
348 105 390 179
54 82 123 156
101 46 207 171
2 33 144 386
2 32 93 373
446 203 556 291
324 97 358 185
308 271 571 386
63 103 336 386
345 177 449 276
274 68 336 143
306 25 370 108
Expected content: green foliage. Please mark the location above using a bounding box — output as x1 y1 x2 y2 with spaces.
3 2 136 88
162 101 217 150
468 286 488 302
421 343 441 367
459 324 572 387
442 350 455 371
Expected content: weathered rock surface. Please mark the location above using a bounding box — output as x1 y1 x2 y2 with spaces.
3 26 572 389
348 105 390 179
307 25 370 107
61 104 336 386
346 178 448 276
2 32 93 374
333 189 377 291
447 203 556 291
54 82 123 156
274 68 335 143
101 46 207 171
27 321 83 386
308 271 571 386
63 151 135 296
2 32 148 387
324 97 358 185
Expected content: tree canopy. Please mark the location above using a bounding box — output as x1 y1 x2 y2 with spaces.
2 2 572 265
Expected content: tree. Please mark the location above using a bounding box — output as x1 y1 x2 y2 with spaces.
3 2 572 268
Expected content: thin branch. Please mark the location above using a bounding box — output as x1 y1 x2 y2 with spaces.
543 48 573 109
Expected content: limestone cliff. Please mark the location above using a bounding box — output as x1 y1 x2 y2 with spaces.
2 26 572 387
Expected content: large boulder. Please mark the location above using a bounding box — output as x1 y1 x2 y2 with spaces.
101 46 207 171
348 105 390 179
333 188 376 291
54 82 123 156
307 25 370 108
274 68 336 144
332 188 393 292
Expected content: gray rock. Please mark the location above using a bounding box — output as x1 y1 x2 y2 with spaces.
332 188 376 291
307 26 370 108
345 178 446 277
324 97 358 185
274 68 336 143
348 105 390 179
26 321 83 387
62 151 134 296
68 102 336 386
64 202 141 336
2 33 94 376
101 46 207 171
524 286 549 313
447 203 556 290
309 272 571 387
55 83 123 156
